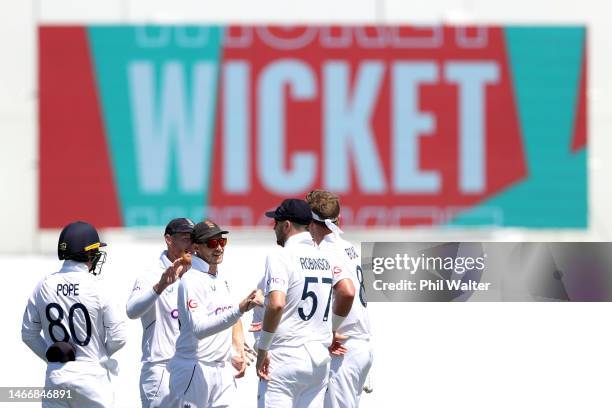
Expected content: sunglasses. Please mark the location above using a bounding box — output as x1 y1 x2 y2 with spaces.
204 237 228 249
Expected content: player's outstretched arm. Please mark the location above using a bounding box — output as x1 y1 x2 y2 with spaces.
191 290 260 340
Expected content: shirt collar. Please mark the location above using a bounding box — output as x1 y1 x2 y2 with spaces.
322 232 338 245
284 231 315 248
59 260 90 274
192 255 222 278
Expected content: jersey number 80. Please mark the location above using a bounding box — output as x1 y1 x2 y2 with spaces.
45 303 92 346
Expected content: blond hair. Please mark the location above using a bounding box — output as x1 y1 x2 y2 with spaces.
305 190 340 222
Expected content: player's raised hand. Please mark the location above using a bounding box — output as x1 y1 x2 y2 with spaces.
170 258 184 280
328 333 349 356
154 262 179 294
177 252 191 277
154 254 191 294
256 350 270 380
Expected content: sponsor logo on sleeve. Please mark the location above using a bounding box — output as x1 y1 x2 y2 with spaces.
214 305 233 315
267 277 286 286
187 299 198 310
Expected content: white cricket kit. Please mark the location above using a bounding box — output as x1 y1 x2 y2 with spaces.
320 234 371 341
126 251 180 407
320 234 373 408
169 256 241 408
258 231 350 408
21 260 127 408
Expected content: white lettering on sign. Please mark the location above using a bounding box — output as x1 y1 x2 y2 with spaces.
128 61 218 194
127 57 500 196
258 59 317 194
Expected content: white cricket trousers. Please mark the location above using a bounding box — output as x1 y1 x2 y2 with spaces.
258 342 330 408
140 361 179 408
168 357 236 408
324 339 373 408
43 362 114 408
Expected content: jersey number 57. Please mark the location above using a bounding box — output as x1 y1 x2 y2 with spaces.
298 277 333 321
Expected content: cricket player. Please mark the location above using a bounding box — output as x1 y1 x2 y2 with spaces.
21 221 127 407
306 190 374 408
169 219 263 408
126 217 195 407
256 199 355 408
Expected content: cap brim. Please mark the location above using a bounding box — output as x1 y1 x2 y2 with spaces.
194 230 229 243
265 211 277 219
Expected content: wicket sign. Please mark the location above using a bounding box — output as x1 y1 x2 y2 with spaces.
39 26 587 228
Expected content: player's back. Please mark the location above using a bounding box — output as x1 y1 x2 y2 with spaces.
33 261 118 371
320 234 372 340
266 232 334 348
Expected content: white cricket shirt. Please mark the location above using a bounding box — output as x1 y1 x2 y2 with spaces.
174 256 242 363
21 261 127 374
126 251 180 363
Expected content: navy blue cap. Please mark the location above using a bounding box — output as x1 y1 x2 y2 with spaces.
164 218 195 236
265 199 312 225
58 221 106 260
